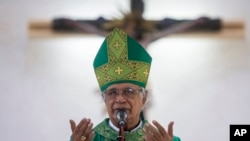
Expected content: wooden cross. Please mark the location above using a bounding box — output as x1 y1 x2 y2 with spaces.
29 0 244 48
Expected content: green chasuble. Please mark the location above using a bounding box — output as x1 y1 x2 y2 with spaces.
92 118 181 141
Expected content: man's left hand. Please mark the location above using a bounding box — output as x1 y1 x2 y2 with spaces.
143 120 174 141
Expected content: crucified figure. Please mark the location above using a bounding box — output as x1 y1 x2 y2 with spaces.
51 0 221 48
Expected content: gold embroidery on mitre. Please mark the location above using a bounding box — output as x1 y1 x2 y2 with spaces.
94 29 150 89
114 66 123 75
113 41 122 50
143 69 149 77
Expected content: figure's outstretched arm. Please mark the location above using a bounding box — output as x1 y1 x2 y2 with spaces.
143 18 204 46
52 18 108 37
65 19 108 37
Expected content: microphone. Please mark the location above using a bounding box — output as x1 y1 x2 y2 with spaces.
116 110 127 126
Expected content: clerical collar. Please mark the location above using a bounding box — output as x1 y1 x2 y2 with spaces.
109 119 142 132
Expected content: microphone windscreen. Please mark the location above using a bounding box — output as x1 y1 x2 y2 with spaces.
117 110 127 126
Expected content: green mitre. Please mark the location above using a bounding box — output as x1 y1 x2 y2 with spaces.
93 28 152 91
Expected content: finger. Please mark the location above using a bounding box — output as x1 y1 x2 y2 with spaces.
86 131 95 141
69 119 76 132
152 120 167 137
85 121 94 138
168 121 174 137
143 127 155 141
78 118 90 137
144 123 161 141
71 118 85 141
143 133 152 141
74 118 86 137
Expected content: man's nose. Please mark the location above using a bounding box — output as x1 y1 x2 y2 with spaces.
115 93 126 103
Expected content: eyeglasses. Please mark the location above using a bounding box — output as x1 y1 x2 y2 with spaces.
102 88 145 100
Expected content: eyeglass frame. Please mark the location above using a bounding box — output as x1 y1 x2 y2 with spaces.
102 87 146 100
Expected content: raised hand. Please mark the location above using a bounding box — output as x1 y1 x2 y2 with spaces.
69 118 95 141
143 120 174 141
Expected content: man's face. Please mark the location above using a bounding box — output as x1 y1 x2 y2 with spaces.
103 83 147 129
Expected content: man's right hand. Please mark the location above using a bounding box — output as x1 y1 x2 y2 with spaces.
69 118 95 141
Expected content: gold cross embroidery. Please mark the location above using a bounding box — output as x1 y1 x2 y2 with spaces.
143 69 149 76
97 75 101 80
113 41 121 50
115 66 123 75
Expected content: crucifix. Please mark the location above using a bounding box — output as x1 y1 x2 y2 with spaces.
30 0 243 48
28 0 243 119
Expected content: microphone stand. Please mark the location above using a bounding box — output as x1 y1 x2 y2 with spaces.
118 124 125 141
116 110 127 141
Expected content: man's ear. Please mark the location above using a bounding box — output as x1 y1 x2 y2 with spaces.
101 92 107 102
142 90 148 104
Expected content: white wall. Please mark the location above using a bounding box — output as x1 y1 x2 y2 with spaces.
0 0 249 141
